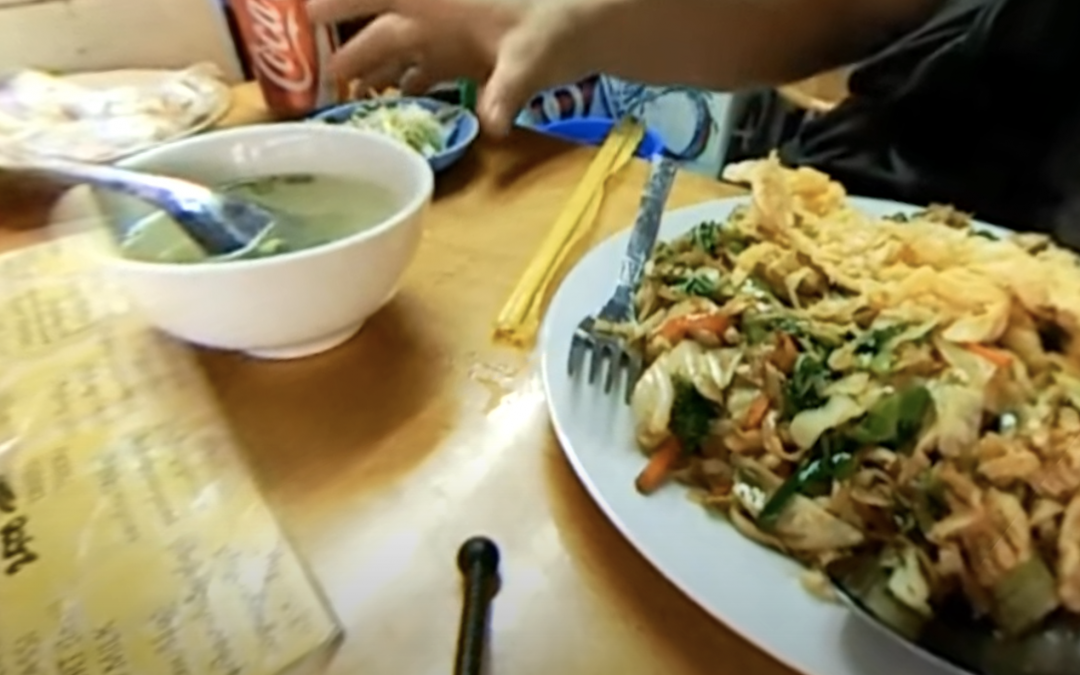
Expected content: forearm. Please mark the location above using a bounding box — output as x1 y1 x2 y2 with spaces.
588 0 944 89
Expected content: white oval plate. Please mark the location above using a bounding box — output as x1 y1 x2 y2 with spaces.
66 69 233 162
539 196 979 675
3 68 232 164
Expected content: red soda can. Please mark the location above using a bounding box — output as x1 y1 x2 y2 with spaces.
230 0 345 119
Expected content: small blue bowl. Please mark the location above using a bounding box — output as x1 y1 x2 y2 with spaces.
309 97 480 173
536 118 665 159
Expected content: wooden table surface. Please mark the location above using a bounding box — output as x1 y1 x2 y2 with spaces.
0 85 798 675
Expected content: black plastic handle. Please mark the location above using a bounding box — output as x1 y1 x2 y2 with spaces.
455 536 501 675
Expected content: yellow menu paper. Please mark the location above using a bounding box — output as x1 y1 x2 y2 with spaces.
0 235 341 675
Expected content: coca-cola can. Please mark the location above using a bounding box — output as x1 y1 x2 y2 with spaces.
230 0 345 119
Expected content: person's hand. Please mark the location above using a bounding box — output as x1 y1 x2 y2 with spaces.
307 0 614 136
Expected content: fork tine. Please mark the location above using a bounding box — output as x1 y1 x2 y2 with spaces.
587 343 606 385
624 352 643 404
568 335 588 376
604 347 623 394
568 157 675 400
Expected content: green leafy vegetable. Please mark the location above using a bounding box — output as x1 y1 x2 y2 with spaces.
770 315 811 338
884 212 911 223
670 379 716 454
226 173 315 196
651 241 677 263
849 385 932 450
970 229 1000 241
737 278 779 307
761 385 931 528
720 229 750 255
855 324 907 355
783 354 831 418
741 316 771 345
740 312 841 355
690 221 723 252
739 310 783 345
687 220 752 255
675 268 722 298
910 471 949 533
852 323 911 374
758 441 855 529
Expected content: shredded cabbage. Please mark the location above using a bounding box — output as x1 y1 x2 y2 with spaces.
342 102 447 157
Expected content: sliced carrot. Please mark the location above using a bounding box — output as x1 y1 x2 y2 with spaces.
770 332 799 373
635 437 682 495
744 393 771 430
659 313 730 343
963 342 1014 368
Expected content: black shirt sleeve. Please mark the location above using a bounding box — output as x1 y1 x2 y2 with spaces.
782 0 1080 235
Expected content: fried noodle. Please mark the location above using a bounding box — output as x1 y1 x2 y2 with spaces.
615 153 1080 636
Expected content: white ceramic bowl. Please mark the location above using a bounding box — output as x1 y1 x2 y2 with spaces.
95 123 433 359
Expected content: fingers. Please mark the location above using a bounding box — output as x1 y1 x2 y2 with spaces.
481 3 592 139
307 0 393 25
328 13 416 81
399 66 440 96
361 59 412 93
479 26 552 137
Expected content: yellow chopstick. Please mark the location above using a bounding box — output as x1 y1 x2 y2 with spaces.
494 117 645 346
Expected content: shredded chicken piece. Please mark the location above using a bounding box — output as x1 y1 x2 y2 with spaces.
937 543 966 578
1002 304 1050 372
929 511 983 542
1060 496 1080 611
1031 498 1064 553
928 479 1033 592
938 463 983 509
898 448 932 485
762 412 804 462
965 490 1033 590
1027 427 1080 499
1031 498 1065 527
937 541 993 616
976 433 1041 487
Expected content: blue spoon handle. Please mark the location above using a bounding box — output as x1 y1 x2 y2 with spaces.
8 158 255 256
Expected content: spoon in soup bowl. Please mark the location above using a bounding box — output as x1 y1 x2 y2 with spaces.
3 157 299 260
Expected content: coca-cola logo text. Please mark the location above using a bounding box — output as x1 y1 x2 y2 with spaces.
244 0 314 93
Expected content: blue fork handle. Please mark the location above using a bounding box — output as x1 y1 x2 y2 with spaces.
610 156 679 311
10 157 208 208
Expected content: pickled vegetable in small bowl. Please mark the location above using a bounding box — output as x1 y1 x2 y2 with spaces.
310 97 479 173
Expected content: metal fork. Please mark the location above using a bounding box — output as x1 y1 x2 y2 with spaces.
568 155 678 402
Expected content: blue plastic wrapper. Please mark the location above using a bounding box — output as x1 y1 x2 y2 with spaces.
516 75 736 177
